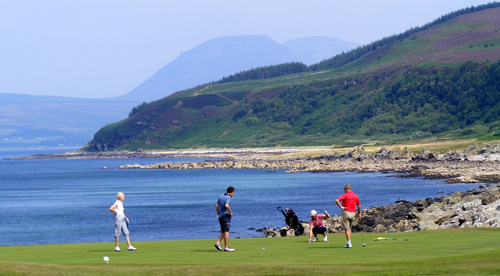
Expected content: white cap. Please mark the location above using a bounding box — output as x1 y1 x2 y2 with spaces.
310 210 317 217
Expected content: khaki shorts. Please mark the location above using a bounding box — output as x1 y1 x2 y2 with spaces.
341 211 356 230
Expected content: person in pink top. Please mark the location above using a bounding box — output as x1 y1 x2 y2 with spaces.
335 183 361 248
307 209 330 242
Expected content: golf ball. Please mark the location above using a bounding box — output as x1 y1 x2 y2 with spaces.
363 243 366 247
262 247 265 250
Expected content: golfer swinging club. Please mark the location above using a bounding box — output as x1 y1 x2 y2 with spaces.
335 183 361 248
109 192 137 252
214 186 235 252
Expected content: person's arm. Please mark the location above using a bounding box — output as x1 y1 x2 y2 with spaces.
225 203 232 216
356 202 361 219
215 203 219 217
323 211 330 219
109 203 117 215
335 199 345 210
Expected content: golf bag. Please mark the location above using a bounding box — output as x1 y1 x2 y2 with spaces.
277 207 304 237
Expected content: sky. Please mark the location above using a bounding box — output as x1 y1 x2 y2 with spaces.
0 0 495 99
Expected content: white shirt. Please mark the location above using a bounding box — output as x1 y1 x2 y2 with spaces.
113 200 124 215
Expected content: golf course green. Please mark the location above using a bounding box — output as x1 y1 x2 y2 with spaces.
1 228 499 275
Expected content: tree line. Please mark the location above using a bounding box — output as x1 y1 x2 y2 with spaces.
212 2 500 84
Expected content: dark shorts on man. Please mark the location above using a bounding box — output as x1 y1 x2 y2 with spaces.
312 226 327 235
219 214 231 233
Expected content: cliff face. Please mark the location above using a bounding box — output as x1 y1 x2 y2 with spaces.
266 184 500 237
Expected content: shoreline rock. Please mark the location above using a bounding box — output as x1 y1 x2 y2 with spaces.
116 145 500 184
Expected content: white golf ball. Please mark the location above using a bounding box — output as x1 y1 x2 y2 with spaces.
262 247 265 250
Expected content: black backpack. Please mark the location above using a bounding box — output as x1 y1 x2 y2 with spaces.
277 207 304 236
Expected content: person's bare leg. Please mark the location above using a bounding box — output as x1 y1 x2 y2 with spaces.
223 232 230 249
346 229 352 241
125 237 132 247
216 233 224 245
115 237 119 247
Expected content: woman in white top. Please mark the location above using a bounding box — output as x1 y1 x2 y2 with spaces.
109 192 137 251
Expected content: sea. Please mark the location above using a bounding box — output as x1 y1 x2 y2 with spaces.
0 148 478 246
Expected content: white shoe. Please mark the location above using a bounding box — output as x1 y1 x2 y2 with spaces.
312 237 317 242
115 247 121 252
128 246 137 251
345 242 352 248
224 247 235 252
323 237 328 242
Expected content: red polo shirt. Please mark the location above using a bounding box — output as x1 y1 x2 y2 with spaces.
337 191 360 212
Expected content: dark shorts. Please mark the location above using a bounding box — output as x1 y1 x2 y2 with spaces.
219 215 231 233
312 226 327 235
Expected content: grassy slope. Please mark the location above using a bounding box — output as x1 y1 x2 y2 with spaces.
1 228 499 275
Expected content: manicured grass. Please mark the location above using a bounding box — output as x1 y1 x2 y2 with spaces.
1 228 500 275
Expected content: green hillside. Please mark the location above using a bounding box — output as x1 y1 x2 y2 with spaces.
87 4 500 151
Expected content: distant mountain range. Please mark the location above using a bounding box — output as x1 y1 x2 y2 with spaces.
87 4 500 151
115 35 358 102
1 35 357 149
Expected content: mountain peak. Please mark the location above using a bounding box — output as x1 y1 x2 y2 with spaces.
116 35 358 102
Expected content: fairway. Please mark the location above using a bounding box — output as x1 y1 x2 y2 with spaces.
1 228 500 275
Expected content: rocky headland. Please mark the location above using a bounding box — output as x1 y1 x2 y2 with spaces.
117 144 500 184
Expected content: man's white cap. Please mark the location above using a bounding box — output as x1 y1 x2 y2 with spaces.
310 210 317 217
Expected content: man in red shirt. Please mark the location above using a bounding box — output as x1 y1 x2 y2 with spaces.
335 183 361 248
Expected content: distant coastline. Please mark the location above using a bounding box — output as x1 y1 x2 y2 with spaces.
8 148 302 160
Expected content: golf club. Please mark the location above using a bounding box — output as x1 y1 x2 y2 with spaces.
373 237 409 241
358 219 366 247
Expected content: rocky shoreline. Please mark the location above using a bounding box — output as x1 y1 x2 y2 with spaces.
116 145 500 184
264 184 500 237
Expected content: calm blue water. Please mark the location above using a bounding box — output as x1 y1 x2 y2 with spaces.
0 148 478 246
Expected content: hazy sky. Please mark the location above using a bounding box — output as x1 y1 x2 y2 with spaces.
0 0 495 99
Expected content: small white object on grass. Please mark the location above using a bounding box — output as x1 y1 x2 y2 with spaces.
103 256 109 264
262 247 265 250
